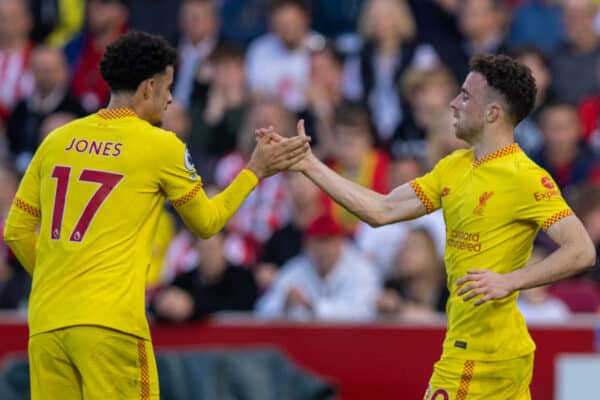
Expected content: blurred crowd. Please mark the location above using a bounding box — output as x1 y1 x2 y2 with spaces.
1 0 600 324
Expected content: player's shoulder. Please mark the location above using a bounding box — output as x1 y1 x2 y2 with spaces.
143 125 183 146
512 150 558 188
38 114 94 148
514 150 550 175
436 148 473 169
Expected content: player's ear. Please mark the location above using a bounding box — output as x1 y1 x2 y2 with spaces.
140 79 155 100
486 103 501 123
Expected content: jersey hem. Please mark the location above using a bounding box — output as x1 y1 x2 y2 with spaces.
441 344 536 362
29 322 151 340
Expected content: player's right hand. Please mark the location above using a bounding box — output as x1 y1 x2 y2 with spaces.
246 126 311 179
254 119 315 173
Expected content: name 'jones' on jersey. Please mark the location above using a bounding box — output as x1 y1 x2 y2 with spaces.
64 137 123 157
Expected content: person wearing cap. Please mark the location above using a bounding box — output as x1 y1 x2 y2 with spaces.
255 213 379 320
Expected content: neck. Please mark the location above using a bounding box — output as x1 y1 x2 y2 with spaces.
471 127 514 160
409 275 439 305
574 34 599 53
378 36 401 55
95 28 122 50
200 264 227 285
107 94 137 112
292 203 321 227
547 146 577 167
0 37 26 53
470 31 499 53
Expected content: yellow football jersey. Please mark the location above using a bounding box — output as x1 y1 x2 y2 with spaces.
5 108 257 339
411 143 572 361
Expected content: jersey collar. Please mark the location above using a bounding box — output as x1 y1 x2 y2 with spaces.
472 143 521 168
96 108 137 119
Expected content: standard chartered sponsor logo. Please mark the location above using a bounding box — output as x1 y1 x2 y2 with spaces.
447 229 481 252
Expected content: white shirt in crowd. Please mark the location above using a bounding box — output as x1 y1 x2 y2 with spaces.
354 210 446 279
255 243 379 321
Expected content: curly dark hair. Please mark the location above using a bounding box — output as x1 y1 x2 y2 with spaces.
100 31 178 93
469 54 537 125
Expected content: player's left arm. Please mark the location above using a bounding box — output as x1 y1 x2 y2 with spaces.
457 215 595 306
4 150 43 275
457 168 595 306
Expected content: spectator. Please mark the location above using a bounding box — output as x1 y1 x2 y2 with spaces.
518 247 570 323
0 0 34 122
550 0 600 105
300 39 350 158
188 42 248 166
6 46 85 172
513 47 554 155
377 228 448 321
173 0 220 108
256 172 325 291
0 162 30 309
218 0 269 45
256 213 379 321
309 0 363 40
151 232 258 322
214 99 294 265
38 112 77 141
345 0 436 142
408 0 468 82
127 0 181 45
531 102 600 192
246 0 318 112
67 0 128 111
29 0 85 47
458 0 509 56
508 0 565 52
161 100 191 142
325 101 389 233
569 184 600 281
391 66 457 161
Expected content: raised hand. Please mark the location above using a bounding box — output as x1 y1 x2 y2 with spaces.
255 120 315 172
246 128 311 179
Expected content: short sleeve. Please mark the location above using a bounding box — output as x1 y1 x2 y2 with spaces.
157 132 204 207
514 165 573 231
409 155 454 213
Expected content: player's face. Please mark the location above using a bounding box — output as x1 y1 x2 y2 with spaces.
148 65 174 126
450 72 487 142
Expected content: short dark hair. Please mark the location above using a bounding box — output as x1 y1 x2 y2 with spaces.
208 41 246 64
469 54 536 125
309 39 345 68
333 101 372 132
270 0 310 15
100 31 178 93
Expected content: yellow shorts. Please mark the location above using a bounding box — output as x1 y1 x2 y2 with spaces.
28 325 159 400
423 353 533 400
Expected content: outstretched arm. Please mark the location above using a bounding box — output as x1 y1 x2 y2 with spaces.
259 121 428 227
302 154 427 226
457 215 596 306
175 132 310 239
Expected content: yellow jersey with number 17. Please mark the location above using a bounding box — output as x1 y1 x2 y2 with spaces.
411 143 572 361
9 108 257 340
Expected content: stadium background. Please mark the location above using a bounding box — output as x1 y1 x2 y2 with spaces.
0 0 600 398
